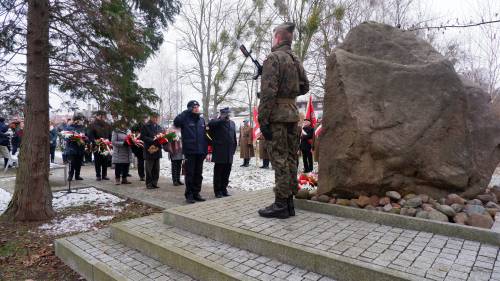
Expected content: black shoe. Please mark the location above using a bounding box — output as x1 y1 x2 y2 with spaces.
186 197 196 204
222 192 231 197
67 176 73 181
215 193 223 198
178 180 184 185
75 176 84 180
258 198 290 219
288 195 295 216
140 177 145 181
102 177 110 180
193 194 206 202
240 163 246 167
146 185 159 189
126 174 132 177
96 176 102 181
173 181 181 186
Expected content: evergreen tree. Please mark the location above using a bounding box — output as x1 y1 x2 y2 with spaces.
0 0 180 221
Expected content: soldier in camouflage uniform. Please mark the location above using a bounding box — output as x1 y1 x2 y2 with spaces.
258 22 309 219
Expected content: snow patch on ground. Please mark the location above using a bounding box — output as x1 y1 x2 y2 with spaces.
160 155 276 192
0 188 11 214
0 187 126 234
38 213 114 235
52 187 126 210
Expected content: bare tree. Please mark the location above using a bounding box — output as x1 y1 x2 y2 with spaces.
178 0 262 117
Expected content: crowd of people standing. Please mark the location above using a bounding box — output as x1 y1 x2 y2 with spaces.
0 98 322 206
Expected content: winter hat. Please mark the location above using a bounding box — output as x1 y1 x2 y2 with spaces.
219 107 231 114
187 100 200 109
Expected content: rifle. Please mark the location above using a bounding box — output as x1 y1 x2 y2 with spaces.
239 44 262 80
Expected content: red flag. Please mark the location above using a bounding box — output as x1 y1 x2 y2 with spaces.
305 95 317 128
252 107 260 139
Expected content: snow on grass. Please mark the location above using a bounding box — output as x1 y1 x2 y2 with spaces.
0 188 11 214
0 186 126 234
38 213 114 235
52 187 125 210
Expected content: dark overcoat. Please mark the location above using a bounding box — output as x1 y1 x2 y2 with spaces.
208 118 237 164
140 121 163 160
173 110 207 155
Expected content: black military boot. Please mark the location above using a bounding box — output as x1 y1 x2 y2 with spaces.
288 195 295 216
258 197 290 219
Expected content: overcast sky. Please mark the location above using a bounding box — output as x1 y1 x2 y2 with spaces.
51 0 499 115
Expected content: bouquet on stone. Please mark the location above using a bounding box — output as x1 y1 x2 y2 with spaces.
298 173 318 191
61 131 87 146
125 133 144 147
94 138 113 156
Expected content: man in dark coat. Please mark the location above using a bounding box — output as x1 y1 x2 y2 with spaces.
0 117 10 168
88 111 112 181
300 119 314 173
174 100 208 203
65 114 87 181
141 113 163 189
208 107 237 198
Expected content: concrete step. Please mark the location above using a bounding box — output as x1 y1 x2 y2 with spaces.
55 228 195 281
110 214 333 281
163 190 500 281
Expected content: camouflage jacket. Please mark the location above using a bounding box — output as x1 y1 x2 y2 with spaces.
258 42 309 126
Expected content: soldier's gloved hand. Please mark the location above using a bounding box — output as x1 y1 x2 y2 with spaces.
261 125 272 140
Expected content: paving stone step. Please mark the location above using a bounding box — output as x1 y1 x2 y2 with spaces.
55 228 195 281
163 190 500 281
110 214 333 281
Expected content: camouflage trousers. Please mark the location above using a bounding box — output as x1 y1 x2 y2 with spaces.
269 122 299 199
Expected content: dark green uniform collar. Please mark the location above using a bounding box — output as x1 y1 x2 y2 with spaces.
271 41 292 52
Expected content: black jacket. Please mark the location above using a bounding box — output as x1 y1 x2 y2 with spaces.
140 121 163 160
208 118 237 163
88 120 112 143
49 128 58 147
174 110 207 155
300 125 314 152
64 124 86 156
0 123 9 146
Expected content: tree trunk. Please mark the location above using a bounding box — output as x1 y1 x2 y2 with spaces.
2 0 54 221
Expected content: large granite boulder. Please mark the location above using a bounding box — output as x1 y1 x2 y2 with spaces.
318 22 500 199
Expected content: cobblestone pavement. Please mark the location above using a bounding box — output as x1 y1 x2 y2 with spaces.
172 190 500 281
61 228 195 281
119 214 334 281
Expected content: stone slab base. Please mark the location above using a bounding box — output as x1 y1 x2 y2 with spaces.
294 199 500 246
163 190 500 281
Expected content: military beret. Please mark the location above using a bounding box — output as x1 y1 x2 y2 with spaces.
273 22 295 34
